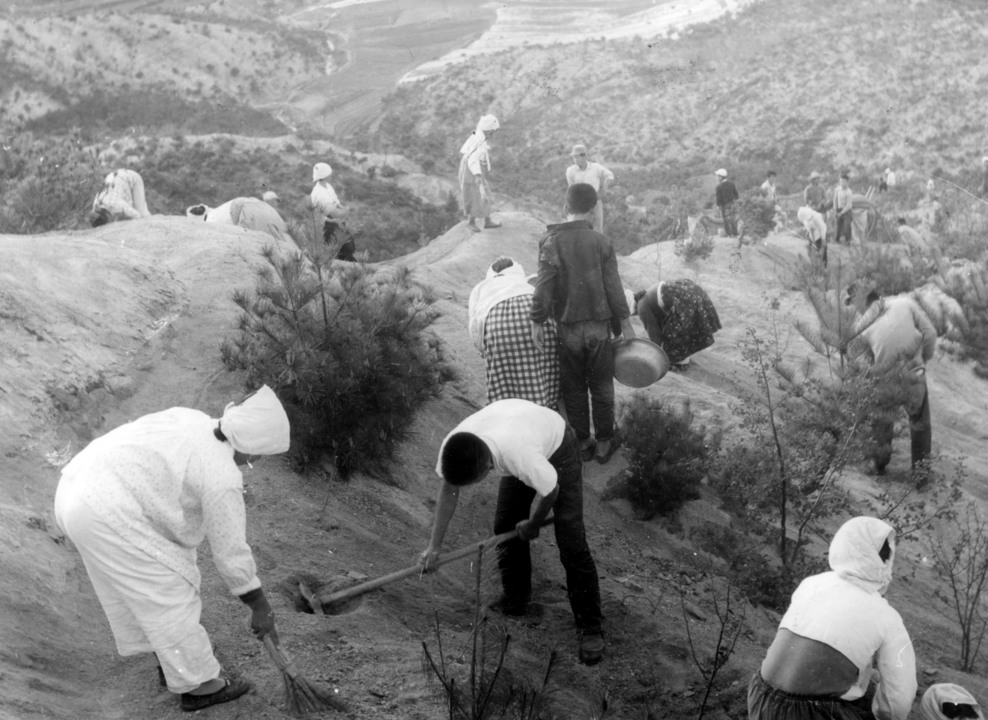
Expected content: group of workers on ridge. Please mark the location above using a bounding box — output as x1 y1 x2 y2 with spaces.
61 113 964 717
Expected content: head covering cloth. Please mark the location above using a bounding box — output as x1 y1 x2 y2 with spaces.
219 385 290 455
312 162 333 182
920 684 984 720
828 516 896 595
460 115 500 166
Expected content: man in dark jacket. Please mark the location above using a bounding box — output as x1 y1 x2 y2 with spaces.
530 183 634 464
715 168 740 237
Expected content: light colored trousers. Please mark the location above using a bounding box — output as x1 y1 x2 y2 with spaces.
54 487 220 693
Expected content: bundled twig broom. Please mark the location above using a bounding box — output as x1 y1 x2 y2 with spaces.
263 636 347 715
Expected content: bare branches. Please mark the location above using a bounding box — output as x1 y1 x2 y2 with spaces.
681 582 747 720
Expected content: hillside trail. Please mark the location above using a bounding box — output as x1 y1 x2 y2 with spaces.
2 214 988 719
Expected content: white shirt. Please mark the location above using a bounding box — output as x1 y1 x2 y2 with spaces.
460 133 492 176
435 399 566 496
780 572 915 720
57 408 260 596
311 181 343 217
204 200 234 224
94 168 149 219
854 295 937 370
566 162 614 193
760 179 778 202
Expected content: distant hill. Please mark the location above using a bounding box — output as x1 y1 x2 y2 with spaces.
364 0 988 213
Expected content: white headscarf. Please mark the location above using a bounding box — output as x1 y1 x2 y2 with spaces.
468 258 533 353
460 115 500 160
828 516 896 595
219 385 290 455
920 684 983 720
313 162 333 182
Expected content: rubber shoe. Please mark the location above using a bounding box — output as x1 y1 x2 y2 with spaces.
579 440 597 462
579 633 605 665
180 678 251 712
595 434 622 465
484 220 502 229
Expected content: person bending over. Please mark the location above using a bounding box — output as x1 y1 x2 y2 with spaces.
419 398 604 665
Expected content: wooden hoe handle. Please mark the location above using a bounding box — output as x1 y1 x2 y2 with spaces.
318 517 555 607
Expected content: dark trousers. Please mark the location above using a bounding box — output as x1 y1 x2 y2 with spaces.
720 202 738 237
871 377 932 472
834 212 853 244
492 425 603 634
812 238 828 267
323 218 355 261
747 673 873 720
556 321 616 444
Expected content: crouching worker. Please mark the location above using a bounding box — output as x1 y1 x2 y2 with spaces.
419 398 605 665
54 386 290 712
90 168 152 226
749 516 916 720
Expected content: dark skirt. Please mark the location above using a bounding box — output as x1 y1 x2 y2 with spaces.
747 673 874 720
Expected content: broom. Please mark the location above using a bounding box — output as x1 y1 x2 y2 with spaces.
263 635 348 715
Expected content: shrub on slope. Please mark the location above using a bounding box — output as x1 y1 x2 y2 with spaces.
220 217 455 478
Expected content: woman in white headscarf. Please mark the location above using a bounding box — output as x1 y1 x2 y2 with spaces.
54 386 291 713
468 257 559 408
459 114 502 233
186 197 293 245
310 161 355 260
748 516 917 720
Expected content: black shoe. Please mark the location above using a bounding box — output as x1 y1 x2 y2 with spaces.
595 434 622 465
579 633 605 665
180 678 251 712
580 440 597 462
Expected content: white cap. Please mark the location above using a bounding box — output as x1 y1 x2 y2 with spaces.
715 168 728 178
261 190 279 202
313 162 333 181
219 385 290 455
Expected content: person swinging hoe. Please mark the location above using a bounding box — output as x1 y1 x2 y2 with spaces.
418 398 605 665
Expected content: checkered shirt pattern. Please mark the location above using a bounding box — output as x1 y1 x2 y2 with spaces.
483 295 560 408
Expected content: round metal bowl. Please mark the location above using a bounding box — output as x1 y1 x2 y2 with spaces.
612 338 670 388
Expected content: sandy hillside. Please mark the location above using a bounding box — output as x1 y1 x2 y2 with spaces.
2 214 988 719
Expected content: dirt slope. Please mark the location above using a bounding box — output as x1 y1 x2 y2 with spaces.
3 216 988 719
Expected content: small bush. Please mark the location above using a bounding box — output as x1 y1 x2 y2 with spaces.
933 257 988 376
847 243 932 298
736 190 776 240
220 216 455 478
673 221 715 263
689 523 796 612
606 395 720 518
0 130 101 233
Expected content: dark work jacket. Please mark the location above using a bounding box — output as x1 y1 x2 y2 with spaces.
715 180 739 207
530 219 630 326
